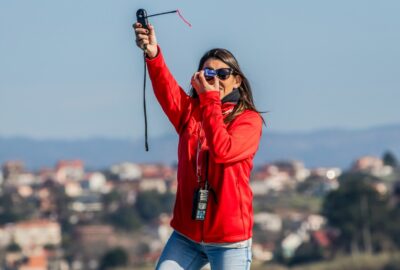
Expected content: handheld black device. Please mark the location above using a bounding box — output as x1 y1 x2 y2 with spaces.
135 8 190 151
136 9 149 29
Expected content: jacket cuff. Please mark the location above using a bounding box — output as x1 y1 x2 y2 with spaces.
199 91 220 108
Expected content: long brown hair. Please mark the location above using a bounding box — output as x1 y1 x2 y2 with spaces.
190 48 265 125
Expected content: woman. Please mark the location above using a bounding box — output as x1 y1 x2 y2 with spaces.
134 22 264 270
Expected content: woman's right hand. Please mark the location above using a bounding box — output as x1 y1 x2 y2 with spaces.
133 22 158 59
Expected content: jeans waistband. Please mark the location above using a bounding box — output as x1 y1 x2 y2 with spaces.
174 230 252 248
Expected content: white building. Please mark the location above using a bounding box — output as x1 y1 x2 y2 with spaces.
305 214 326 231
253 212 282 232
86 172 107 192
111 162 142 181
0 220 62 255
65 181 83 197
281 233 303 259
353 156 393 177
139 178 167 193
55 160 85 183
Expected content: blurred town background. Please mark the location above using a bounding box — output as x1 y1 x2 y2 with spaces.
1 150 400 270
2 0 400 269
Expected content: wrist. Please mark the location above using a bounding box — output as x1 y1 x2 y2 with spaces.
146 47 158 59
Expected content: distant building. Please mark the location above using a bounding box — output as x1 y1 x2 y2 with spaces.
110 162 142 181
311 167 342 180
14 220 62 253
299 168 340 196
55 160 84 183
352 156 393 177
4 249 24 270
5 247 69 270
252 164 291 194
253 212 282 232
252 243 274 262
37 168 56 183
251 161 311 195
14 173 36 186
372 182 388 195
0 220 62 255
304 214 326 231
281 233 303 259
17 185 34 198
65 181 83 197
311 230 331 249
71 225 118 269
1 161 37 187
273 160 310 182
2 160 25 181
69 194 103 213
19 250 48 270
353 156 383 171
85 172 107 192
279 214 327 259
140 164 171 179
139 178 167 193
157 214 173 244
73 225 116 246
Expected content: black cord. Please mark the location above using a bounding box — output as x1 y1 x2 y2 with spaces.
143 52 149 151
147 10 177 18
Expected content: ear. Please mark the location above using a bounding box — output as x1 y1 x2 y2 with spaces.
233 75 242 88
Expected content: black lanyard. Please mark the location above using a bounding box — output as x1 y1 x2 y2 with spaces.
143 52 149 151
196 123 209 188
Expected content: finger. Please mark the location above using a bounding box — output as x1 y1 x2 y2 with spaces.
147 24 157 45
136 37 149 46
148 24 156 36
136 34 149 40
191 73 200 86
214 77 220 89
135 28 149 35
137 40 150 48
135 38 148 46
194 72 203 84
136 39 149 48
133 22 142 29
191 77 197 88
198 71 209 85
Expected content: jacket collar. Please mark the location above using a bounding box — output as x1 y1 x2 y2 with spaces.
221 88 240 104
221 89 240 115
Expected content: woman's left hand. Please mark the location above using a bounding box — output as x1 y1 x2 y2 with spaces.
191 71 219 95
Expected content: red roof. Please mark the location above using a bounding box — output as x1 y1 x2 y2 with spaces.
20 253 47 270
312 230 331 247
56 160 84 169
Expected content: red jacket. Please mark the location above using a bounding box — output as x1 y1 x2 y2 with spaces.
146 48 263 243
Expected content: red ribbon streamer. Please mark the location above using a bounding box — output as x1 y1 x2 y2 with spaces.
177 9 192 28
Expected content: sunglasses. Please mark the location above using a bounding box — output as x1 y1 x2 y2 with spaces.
203 68 234 81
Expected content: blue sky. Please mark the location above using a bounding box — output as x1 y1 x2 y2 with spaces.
1 0 399 140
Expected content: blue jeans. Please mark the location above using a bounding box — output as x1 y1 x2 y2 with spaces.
155 231 252 270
